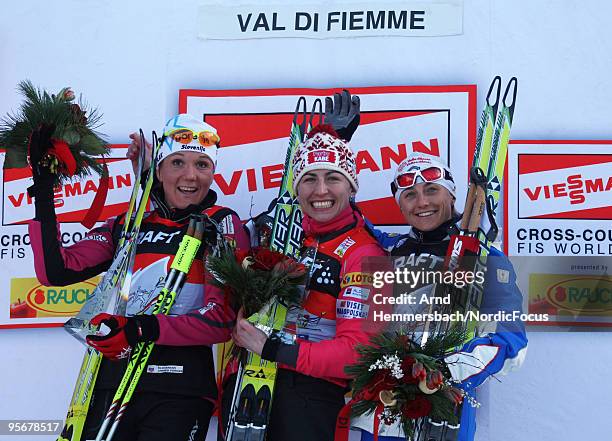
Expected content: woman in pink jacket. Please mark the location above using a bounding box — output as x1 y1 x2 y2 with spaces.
28 114 249 441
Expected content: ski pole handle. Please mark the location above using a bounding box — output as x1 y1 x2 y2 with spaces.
467 185 486 233
461 183 477 231
462 167 487 232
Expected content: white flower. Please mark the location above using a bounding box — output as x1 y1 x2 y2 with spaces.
378 408 400 425
368 352 404 379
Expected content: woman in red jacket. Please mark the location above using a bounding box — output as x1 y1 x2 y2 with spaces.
232 123 386 441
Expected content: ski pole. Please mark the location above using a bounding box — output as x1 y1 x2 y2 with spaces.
57 133 163 441
94 217 197 441
95 217 204 441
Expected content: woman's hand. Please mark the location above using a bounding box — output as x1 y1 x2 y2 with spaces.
232 308 267 356
127 132 152 175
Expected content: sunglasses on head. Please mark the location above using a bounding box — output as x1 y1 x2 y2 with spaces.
395 166 452 188
166 129 220 147
391 166 454 196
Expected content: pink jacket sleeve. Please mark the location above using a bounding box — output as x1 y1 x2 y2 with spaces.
156 212 250 346
28 217 116 286
296 242 387 380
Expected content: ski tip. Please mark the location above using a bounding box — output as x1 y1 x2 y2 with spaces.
293 96 307 120
308 98 323 127
486 76 502 106
294 96 307 110
503 77 518 107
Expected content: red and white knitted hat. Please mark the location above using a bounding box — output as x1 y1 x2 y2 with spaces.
292 124 358 193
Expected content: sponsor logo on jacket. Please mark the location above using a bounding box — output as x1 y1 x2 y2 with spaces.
336 299 369 319
340 272 374 288
334 237 356 258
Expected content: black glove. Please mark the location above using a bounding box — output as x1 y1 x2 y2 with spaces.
253 199 276 247
261 332 299 367
196 214 220 248
324 89 360 141
28 124 55 183
28 124 57 222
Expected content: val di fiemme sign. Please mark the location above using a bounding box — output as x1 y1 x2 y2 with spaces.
198 2 463 39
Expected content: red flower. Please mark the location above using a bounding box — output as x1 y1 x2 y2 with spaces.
402 396 432 419
62 88 75 101
397 335 410 347
252 248 285 270
400 356 418 384
273 259 306 278
426 370 444 390
444 387 463 406
361 370 397 401
411 361 427 382
234 249 252 266
70 104 87 124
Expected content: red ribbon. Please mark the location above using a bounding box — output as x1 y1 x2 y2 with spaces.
335 399 384 441
81 161 109 229
334 400 354 441
50 139 77 175
372 403 383 441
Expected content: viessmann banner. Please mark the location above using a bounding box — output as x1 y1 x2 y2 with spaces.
0 147 133 328
507 141 612 327
507 141 612 256
1 85 476 328
180 85 476 225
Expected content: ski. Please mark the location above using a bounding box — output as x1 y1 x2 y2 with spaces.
462 77 517 321
416 77 518 441
282 99 323 259
95 216 206 441
57 133 161 441
226 98 322 441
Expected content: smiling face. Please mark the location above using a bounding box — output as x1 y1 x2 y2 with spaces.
297 170 353 223
398 182 454 231
156 151 214 209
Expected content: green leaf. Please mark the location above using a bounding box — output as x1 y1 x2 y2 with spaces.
62 129 80 145
3 148 28 169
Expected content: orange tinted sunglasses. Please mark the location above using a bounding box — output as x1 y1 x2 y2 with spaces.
166 129 220 147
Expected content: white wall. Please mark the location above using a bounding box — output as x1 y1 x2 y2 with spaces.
1 1 611 440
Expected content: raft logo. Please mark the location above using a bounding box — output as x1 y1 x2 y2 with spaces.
518 154 612 219
10 277 100 317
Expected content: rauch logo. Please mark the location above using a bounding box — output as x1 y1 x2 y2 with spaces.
25 281 97 315
546 277 612 313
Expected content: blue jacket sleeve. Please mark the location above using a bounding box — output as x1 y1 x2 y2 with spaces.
444 247 528 391
363 218 403 252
